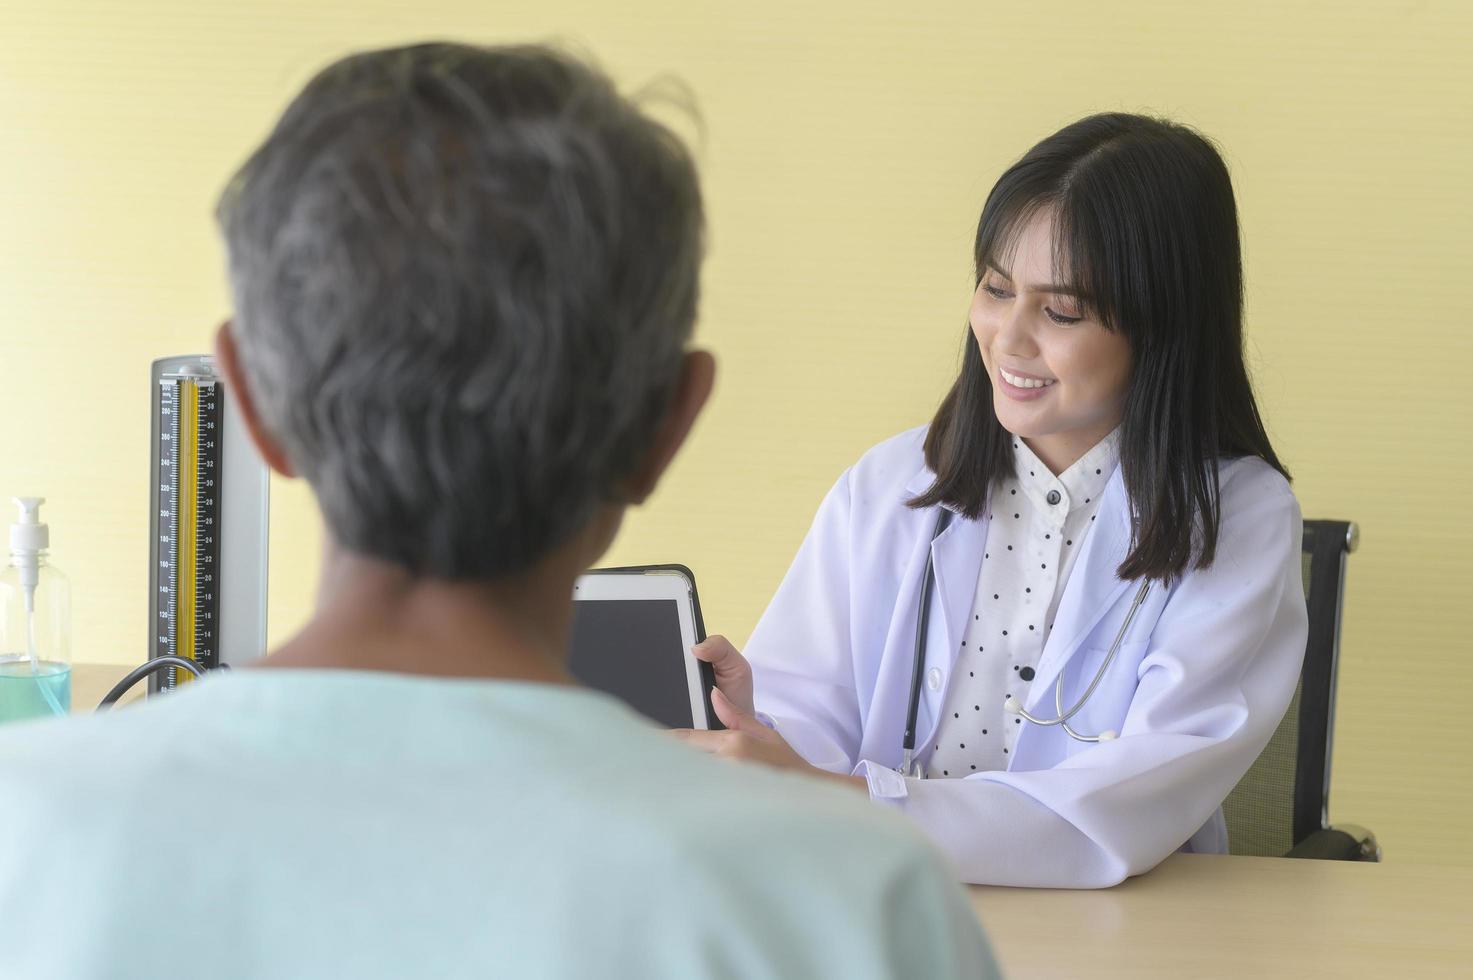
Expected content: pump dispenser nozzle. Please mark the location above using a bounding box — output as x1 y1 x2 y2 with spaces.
11 497 48 612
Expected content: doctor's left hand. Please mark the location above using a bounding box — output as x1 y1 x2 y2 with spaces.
672 690 865 792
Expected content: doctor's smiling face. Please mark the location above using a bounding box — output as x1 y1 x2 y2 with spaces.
970 206 1132 476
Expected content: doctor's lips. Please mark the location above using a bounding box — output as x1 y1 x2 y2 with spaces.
998 366 1056 401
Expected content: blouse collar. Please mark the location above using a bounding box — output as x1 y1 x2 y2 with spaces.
1009 427 1122 527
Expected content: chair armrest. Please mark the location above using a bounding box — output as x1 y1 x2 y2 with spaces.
1285 824 1381 861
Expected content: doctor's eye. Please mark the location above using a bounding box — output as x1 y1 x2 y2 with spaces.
1044 306 1083 325
982 282 1013 300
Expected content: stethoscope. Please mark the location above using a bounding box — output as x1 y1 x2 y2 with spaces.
900 508 1151 778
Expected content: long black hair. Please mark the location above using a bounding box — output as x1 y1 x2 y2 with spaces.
911 113 1288 584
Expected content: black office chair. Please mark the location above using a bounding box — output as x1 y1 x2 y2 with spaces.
1221 519 1380 861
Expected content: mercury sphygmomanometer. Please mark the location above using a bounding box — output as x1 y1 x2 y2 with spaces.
100 356 269 708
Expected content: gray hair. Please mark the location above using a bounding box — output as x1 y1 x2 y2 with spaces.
217 42 704 578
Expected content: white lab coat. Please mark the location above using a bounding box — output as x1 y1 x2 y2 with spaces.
745 427 1307 888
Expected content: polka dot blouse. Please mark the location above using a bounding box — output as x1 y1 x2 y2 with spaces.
924 428 1122 779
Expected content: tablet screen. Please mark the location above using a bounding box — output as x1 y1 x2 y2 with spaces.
568 598 695 728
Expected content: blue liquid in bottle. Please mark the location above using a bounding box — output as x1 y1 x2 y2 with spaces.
0 657 71 723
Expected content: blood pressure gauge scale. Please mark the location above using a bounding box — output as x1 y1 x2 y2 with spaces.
148 356 269 692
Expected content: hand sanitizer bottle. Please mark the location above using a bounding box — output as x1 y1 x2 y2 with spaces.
0 497 71 723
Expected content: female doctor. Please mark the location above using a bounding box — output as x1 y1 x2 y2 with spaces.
677 113 1308 888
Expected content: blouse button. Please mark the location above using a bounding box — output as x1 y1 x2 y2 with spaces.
926 667 944 692
1046 490 1062 505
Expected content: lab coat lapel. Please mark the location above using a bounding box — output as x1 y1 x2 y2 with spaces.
930 508 989 685
1024 469 1134 712
896 470 989 748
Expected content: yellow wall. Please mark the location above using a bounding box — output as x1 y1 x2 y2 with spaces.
2 1 1469 866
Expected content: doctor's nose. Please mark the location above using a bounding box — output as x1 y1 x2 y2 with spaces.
993 301 1039 359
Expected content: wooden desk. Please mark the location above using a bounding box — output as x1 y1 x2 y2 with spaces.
69 664 1473 976
971 852 1473 977
71 662 147 712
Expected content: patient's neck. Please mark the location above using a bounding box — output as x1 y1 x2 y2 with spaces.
253 547 578 685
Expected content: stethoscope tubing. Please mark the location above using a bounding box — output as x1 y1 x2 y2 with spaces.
901 507 1150 775
1005 580 1150 742
902 508 954 777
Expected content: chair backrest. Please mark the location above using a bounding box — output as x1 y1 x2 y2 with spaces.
1221 519 1355 856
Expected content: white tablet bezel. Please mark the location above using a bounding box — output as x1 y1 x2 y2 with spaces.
572 569 709 729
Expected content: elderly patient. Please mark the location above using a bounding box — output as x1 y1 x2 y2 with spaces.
0 43 996 979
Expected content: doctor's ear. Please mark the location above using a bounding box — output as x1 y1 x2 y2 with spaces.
214 320 296 479
621 350 716 505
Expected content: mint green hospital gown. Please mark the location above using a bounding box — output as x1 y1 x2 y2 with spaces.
0 670 998 979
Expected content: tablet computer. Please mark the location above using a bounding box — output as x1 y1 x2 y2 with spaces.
569 565 720 730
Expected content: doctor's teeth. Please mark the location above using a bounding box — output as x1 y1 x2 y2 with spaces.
1002 370 1055 389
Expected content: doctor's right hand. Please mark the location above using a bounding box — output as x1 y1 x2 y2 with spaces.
691 635 754 716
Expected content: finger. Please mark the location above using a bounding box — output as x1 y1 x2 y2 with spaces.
710 687 759 733
691 635 739 666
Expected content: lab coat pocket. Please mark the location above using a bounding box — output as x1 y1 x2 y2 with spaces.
1060 639 1151 744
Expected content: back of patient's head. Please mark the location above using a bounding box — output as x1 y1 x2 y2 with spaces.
216 42 704 579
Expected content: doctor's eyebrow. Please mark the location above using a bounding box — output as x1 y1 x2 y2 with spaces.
982 265 1090 299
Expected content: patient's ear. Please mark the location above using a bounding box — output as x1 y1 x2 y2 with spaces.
214 321 296 478
623 350 716 505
